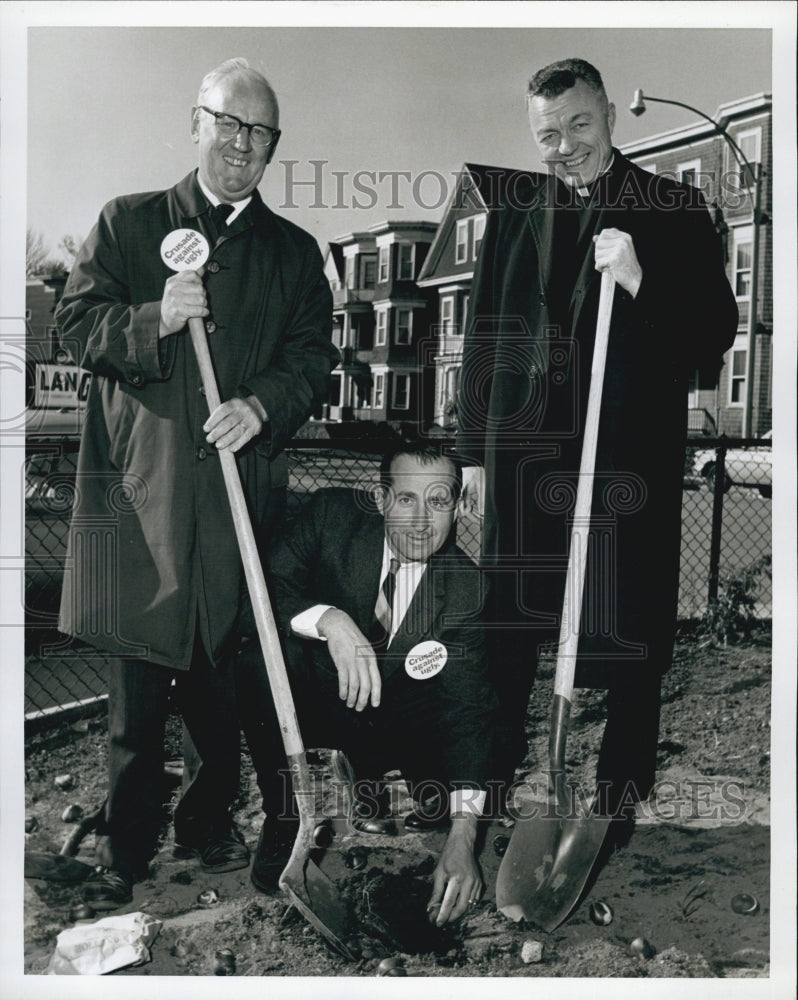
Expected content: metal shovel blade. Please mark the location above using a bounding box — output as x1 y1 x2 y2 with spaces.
496 799 611 931
278 803 356 961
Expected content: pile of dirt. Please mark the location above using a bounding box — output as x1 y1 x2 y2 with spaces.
23 632 771 979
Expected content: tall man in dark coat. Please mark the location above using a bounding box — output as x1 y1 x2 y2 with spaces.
457 59 738 818
55 58 338 909
237 442 498 925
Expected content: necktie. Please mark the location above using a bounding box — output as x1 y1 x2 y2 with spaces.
210 202 234 237
372 558 399 650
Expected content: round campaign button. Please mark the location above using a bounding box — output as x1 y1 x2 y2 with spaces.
405 640 448 680
160 229 210 272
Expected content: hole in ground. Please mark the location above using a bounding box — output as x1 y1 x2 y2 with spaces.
342 865 463 956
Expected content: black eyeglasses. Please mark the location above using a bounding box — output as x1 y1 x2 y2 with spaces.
199 106 281 148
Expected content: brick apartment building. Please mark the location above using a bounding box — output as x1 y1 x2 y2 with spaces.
622 93 772 438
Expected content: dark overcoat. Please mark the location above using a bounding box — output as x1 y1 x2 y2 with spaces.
457 152 738 676
264 488 498 790
56 171 338 669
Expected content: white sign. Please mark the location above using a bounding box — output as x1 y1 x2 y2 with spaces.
35 364 91 407
405 640 448 680
160 229 210 272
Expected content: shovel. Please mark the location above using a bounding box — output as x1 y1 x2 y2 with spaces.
187 315 355 960
495 270 616 931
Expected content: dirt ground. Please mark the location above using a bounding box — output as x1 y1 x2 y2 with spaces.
23 628 772 980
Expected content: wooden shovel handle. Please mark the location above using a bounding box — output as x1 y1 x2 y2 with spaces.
188 317 304 759
553 271 616 701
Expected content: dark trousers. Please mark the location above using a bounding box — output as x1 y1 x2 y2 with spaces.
488 606 664 815
96 640 241 874
235 639 449 819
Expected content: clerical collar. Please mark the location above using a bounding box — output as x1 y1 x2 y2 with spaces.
197 174 251 225
575 153 615 199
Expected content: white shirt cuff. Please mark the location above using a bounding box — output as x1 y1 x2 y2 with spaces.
450 789 487 817
290 604 335 640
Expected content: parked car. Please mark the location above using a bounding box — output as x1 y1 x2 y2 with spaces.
693 431 772 498
26 405 84 439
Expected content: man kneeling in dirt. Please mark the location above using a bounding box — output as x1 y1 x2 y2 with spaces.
237 440 499 924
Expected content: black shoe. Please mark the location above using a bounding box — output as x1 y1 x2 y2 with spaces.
250 816 298 893
352 782 396 836
403 792 450 832
81 866 135 910
174 822 250 873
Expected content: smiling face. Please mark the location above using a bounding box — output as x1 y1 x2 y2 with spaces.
191 72 279 203
377 454 459 564
528 78 615 188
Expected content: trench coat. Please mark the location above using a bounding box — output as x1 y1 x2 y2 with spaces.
56 171 338 669
457 152 738 678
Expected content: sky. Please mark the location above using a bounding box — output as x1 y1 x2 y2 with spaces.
13 12 780 262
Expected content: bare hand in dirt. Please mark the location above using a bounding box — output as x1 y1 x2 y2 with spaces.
159 268 208 337
204 396 266 452
427 815 482 925
317 609 381 710
593 228 642 298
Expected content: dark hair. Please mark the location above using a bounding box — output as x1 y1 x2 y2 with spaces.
528 58 607 104
379 441 463 500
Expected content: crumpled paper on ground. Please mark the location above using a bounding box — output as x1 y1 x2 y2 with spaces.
46 911 162 975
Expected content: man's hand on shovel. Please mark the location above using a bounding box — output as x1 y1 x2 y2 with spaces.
426 815 483 926
204 396 266 452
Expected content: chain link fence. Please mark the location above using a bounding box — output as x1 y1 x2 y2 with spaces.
23 436 771 726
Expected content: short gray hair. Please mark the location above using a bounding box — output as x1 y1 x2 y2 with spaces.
197 58 278 115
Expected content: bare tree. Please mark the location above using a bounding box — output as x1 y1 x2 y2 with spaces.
26 229 80 277
26 230 54 277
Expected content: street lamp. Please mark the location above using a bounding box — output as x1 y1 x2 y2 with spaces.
629 90 765 438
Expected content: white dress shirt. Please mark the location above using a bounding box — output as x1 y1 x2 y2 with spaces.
197 175 251 224
289 539 485 818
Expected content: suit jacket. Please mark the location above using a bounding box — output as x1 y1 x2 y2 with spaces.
55 171 338 668
267 488 498 790
457 152 738 673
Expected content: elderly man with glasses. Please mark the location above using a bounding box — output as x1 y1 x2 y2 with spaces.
55 57 338 910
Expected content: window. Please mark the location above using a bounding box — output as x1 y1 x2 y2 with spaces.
373 372 385 409
444 366 459 406
375 309 388 346
393 373 410 409
678 158 701 187
332 317 345 348
472 215 486 259
455 220 468 264
397 244 414 280
378 246 389 283
736 127 761 188
687 368 700 408
329 373 342 406
729 345 747 406
362 259 376 289
732 226 753 326
440 296 454 336
395 309 412 345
